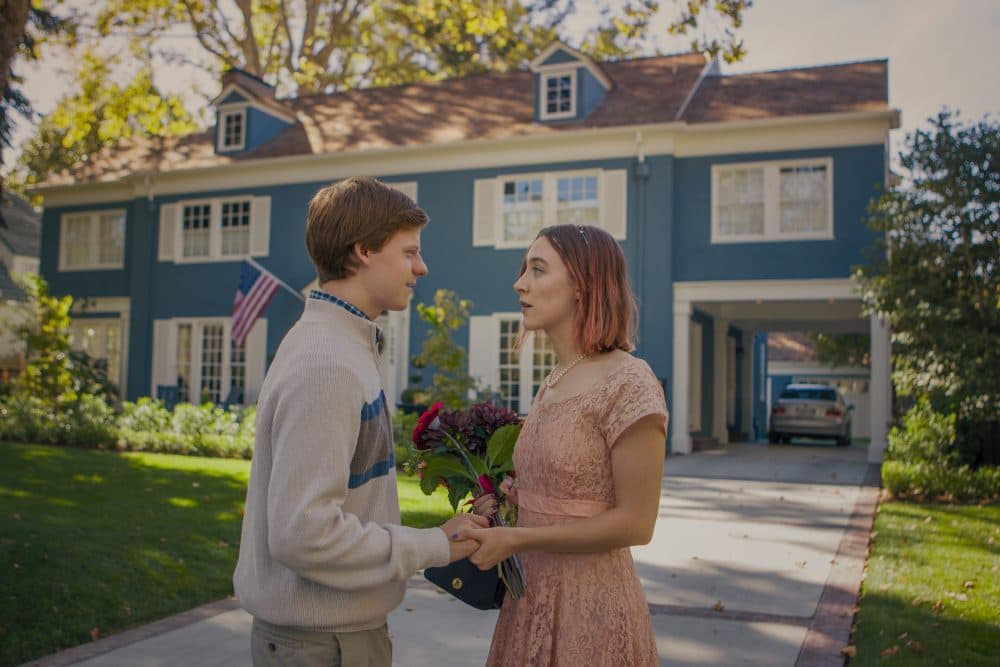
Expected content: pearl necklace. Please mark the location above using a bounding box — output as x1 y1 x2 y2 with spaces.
545 353 591 388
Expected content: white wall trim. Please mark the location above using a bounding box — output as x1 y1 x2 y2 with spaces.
34 111 898 207
71 296 131 397
538 67 578 121
675 278 858 303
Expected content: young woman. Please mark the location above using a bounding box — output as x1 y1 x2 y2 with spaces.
459 224 668 666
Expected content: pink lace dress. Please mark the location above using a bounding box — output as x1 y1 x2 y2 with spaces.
485 355 668 667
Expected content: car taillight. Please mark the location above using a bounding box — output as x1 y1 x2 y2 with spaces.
825 408 842 417
772 405 785 415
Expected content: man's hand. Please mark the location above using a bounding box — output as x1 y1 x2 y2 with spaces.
439 513 488 562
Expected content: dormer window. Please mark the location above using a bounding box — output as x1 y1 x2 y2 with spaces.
218 108 246 152
540 70 576 120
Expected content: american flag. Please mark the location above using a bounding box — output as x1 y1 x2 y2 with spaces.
232 260 280 345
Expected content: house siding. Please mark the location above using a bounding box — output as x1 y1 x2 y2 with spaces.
673 144 885 281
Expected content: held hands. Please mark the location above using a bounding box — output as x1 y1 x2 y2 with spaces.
440 513 489 562
455 525 517 571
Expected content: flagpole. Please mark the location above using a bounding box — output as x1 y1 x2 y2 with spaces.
245 256 305 302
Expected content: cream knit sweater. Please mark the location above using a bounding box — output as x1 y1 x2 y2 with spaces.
233 297 450 632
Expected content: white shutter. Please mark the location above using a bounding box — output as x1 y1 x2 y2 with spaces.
601 169 628 240
391 181 418 202
473 178 497 246
158 204 177 262
250 196 271 257
151 319 177 396
468 315 498 394
244 318 268 404
57 215 68 270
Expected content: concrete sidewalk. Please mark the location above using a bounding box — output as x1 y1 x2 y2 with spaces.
25 443 879 667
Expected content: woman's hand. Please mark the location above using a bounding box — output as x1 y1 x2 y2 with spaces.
499 475 518 505
471 493 498 518
456 526 519 570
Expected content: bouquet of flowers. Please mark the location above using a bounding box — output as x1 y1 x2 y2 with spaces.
412 401 526 599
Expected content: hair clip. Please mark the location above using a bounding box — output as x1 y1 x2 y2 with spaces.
577 225 590 247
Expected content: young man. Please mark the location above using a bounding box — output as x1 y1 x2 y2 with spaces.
234 177 485 666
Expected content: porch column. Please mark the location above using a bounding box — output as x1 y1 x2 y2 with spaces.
712 318 729 444
671 299 692 454
869 315 892 462
741 331 755 439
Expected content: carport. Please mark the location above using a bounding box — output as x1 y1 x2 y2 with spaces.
671 279 891 463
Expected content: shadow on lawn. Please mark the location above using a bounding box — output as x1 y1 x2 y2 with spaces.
0 443 249 667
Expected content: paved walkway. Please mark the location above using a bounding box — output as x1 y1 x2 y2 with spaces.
24 442 879 667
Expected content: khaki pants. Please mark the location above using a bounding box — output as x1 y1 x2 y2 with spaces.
250 618 392 667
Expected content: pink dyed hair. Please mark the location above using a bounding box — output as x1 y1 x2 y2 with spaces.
518 224 638 353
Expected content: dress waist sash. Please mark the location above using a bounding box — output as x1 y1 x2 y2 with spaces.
517 489 612 518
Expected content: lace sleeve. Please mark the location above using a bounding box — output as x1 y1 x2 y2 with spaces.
600 361 669 447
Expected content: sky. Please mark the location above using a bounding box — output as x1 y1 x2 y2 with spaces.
6 0 999 173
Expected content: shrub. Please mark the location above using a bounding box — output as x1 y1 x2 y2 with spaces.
392 409 420 473
117 400 255 459
886 397 960 466
0 392 117 446
882 460 1000 503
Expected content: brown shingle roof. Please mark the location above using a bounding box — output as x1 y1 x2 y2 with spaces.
681 60 888 123
43 55 890 187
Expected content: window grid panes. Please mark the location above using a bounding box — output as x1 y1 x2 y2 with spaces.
182 204 212 257
98 213 126 265
176 324 193 403
63 215 91 267
229 338 246 401
200 324 225 404
556 175 599 226
717 168 765 236
70 320 122 390
531 331 557 398
223 111 243 147
221 200 251 256
546 75 573 114
779 166 827 233
498 319 521 413
502 178 544 242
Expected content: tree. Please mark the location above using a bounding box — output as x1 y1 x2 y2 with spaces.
12 47 196 192
808 333 869 369
0 0 64 192
854 110 999 465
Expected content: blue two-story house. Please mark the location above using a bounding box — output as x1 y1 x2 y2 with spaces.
34 42 899 461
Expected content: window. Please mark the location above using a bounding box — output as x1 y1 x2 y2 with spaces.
70 319 124 390
59 210 126 270
712 158 833 243
218 108 246 151
474 170 625 248
539 70 576 120
502 178 544 243
494 317 555 414
174 320 246 404
172 197 259 262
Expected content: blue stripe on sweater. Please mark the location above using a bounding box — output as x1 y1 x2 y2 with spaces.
361 391 386 422
348 451 396 489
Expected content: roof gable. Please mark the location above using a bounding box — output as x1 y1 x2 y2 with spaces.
0 193 41 257
530 41 612 90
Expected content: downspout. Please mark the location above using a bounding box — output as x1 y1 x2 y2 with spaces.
632 129 650 348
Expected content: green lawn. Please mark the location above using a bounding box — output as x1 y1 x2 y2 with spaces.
0 443 453 667
850 501 1000 666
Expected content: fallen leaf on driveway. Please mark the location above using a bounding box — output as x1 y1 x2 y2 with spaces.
906 640 924 653
90 627 101 641
712 600 725 612
840 646 856 657
880 645 900 657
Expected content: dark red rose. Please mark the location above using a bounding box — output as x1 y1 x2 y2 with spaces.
412 402 444 450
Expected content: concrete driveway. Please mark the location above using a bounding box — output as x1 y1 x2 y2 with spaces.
29 442 878 667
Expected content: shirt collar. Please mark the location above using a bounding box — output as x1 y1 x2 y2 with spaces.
308 289 383 349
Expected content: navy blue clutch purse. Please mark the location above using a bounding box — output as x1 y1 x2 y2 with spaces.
423 557 505 610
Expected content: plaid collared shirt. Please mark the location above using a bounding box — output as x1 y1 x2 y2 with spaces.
308 289 383 350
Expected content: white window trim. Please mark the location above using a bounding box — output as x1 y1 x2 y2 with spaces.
217 104 247 152
493 168 602 249
710 157 834 244
172 317 239 403
539 68 577 121
58 209 126 271
493 313 555 414
175 196 254 263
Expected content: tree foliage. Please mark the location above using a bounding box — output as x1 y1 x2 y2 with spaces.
12 48 196 192
413 289 478 409
808 332 870 369
854 110 999 465
0 0 65 190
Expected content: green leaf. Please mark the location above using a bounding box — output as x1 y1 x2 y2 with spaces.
419 472 442 496
487 424 520 470
422 453 475 481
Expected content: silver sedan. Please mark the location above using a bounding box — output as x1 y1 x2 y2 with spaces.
768 383 852 447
